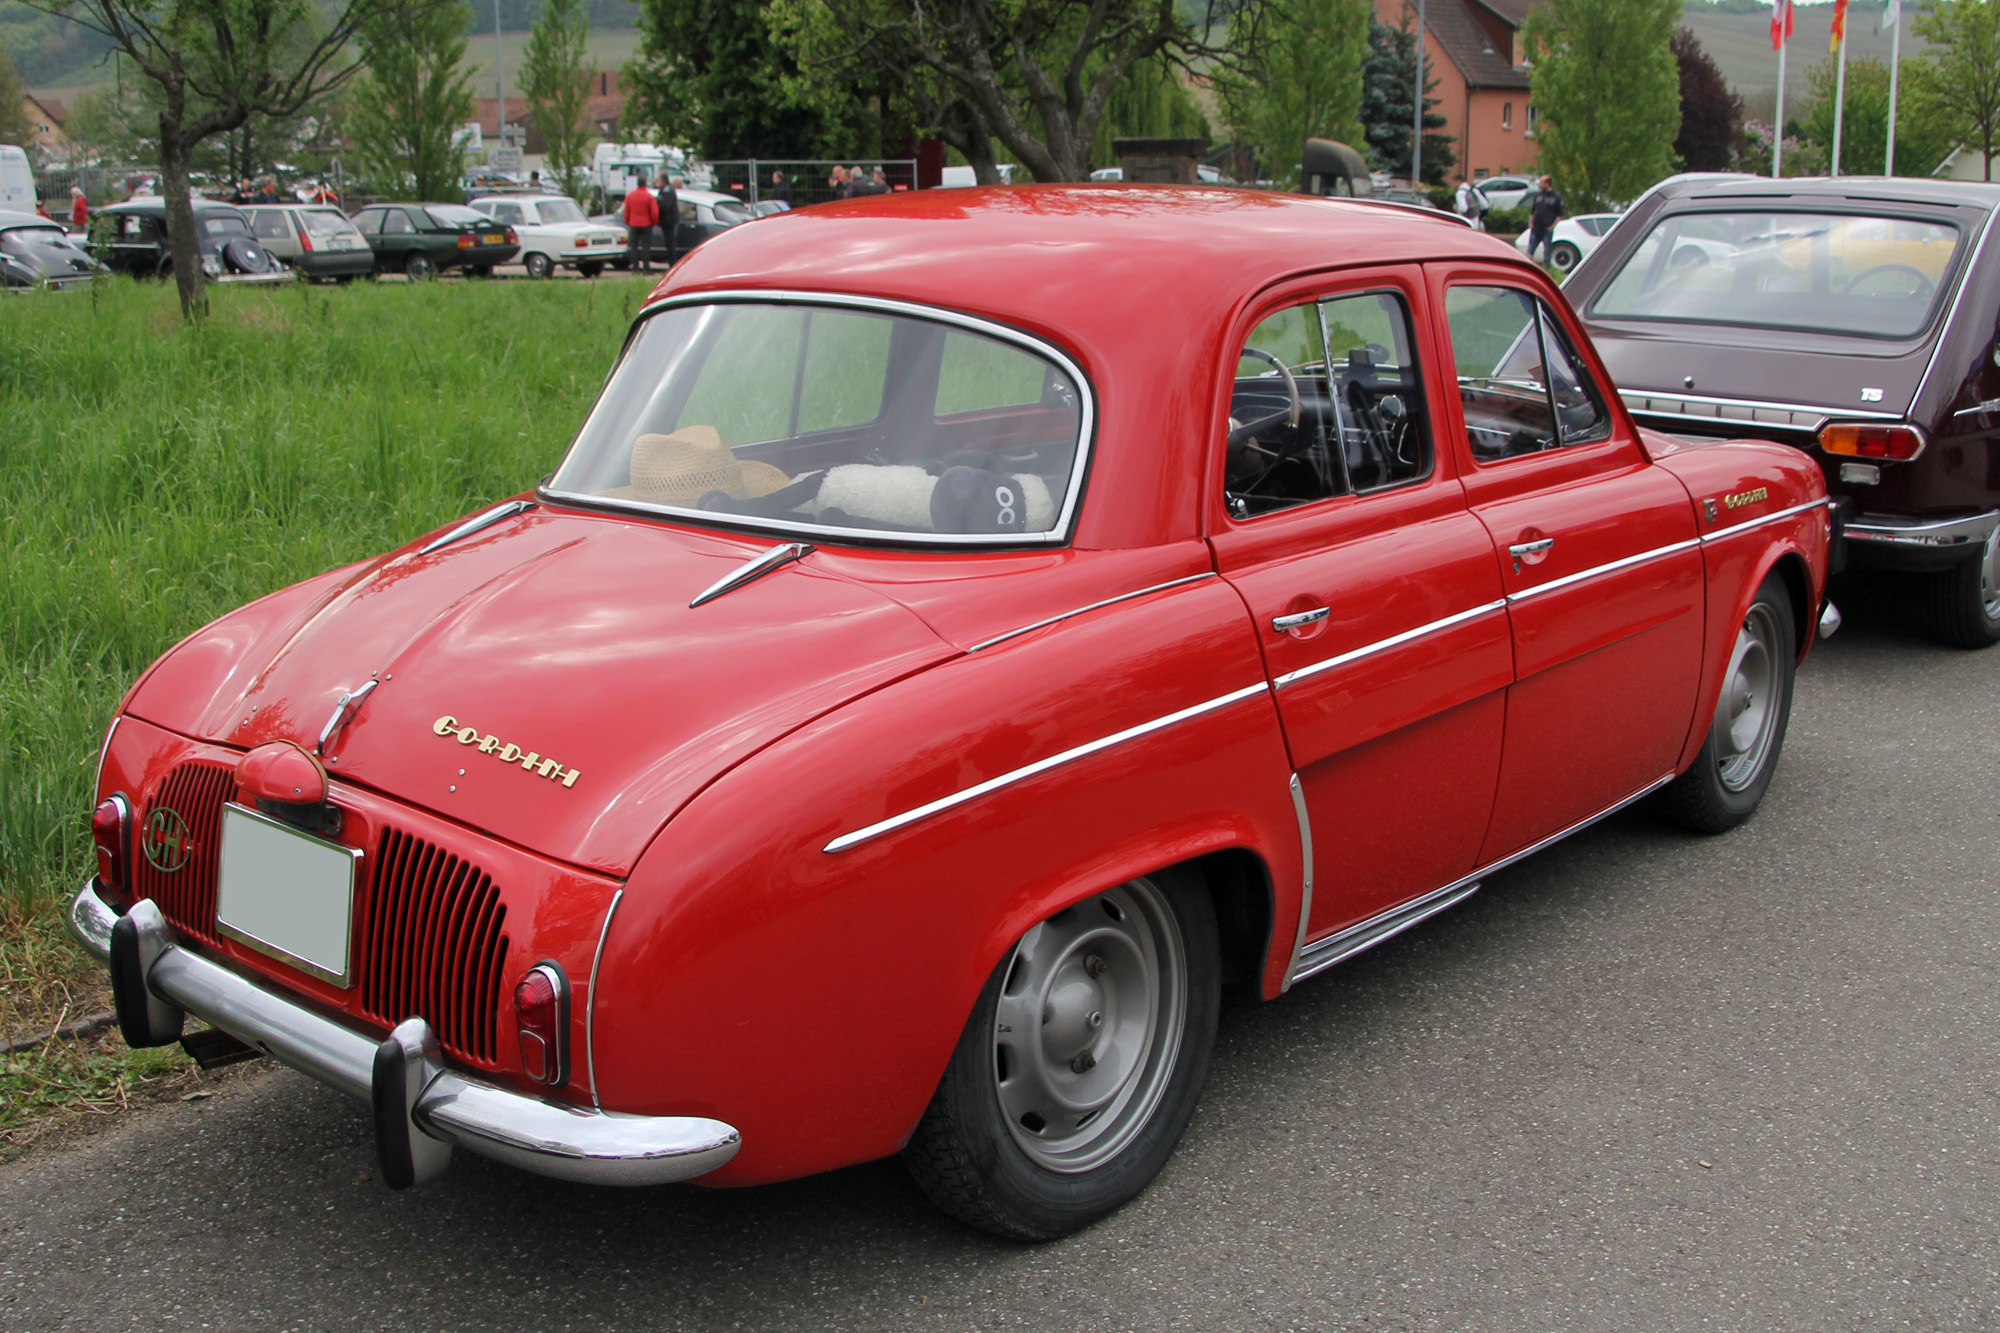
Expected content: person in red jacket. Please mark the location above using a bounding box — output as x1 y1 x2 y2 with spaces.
621 182 658 273
70 187 89 231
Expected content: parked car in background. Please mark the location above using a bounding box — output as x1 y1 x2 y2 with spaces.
347 202 518 279
1088 164 1239 185
591 187 749 269
1477 175 1537 212
74 186 1829 1243
240 204 372 283
466 193 625 278
0 208 103 290
1566 173 2000 646
90 199 290 284
1513 213 1621 273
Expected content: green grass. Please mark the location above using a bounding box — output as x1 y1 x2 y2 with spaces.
0 275 646 912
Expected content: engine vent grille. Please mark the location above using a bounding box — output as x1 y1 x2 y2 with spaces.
132 760 234 944
360 827 509 1066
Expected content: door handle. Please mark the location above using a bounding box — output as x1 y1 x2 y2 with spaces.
1508 538 1555 557
1272 607 1330 633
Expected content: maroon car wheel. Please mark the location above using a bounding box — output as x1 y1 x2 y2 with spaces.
1924 529 2000 649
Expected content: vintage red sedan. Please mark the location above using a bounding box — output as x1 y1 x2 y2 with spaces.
73 187 1831 1239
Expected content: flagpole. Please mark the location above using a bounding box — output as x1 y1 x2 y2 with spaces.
1774 38 1788 177
1886 1 1903 175
1412 0 1426 189
1832 20 1849 175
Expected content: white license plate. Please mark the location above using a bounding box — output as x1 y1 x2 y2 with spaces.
216 803 359 987
328 237 356 249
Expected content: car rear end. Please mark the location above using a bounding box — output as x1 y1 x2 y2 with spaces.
424 205 519 270
288 208 374 280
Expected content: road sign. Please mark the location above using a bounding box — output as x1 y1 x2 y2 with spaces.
492 149 522 171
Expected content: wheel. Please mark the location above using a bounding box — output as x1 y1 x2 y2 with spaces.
1655 572 1796 833
1549 240 1582 272
577 261 603 279
902 869 1219 1240
1924 527 2000 648
524 252 553 279
403 251 434 281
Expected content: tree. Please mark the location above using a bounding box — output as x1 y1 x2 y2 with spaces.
764 0 1243 182
1911 0 2000 182
624 0 858 160
1214 0 1370 189
1359 17 1452 183
1671 27 1739 172
15 0 437 319
1092 53 1207 169
1798 54 1956 178
1523 0 1680 211
347 1 477 202
0 51 34 153
520 0 594 196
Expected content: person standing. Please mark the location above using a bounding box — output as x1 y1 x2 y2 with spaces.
69 186 88 231
828 165 849 199
770 169 793 206
621 181 658 272
1526 175 1565 266
655 173 680 266
1454 175 1487 231
869 166 890 195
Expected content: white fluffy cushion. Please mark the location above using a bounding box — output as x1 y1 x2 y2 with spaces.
809 464 1057 533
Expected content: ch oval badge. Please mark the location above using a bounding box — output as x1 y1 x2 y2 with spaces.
141 807 193 874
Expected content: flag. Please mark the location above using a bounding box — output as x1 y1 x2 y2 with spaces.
1771 0 1794 51
1831 0 1850 50
1882 0 1900 29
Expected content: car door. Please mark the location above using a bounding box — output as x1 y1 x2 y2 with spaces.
1431 265 1703 863
1211 271 1513 950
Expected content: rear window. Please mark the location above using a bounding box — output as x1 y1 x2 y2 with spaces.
1591 209 1962 340
710 199 752 225
425 205 491 227
299 210 357 237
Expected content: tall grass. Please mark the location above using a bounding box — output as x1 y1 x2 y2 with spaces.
0 276 645 909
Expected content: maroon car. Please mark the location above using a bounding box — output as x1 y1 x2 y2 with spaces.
1566 175 2000 646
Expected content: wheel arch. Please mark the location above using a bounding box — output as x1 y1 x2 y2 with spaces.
1769 547 1815 665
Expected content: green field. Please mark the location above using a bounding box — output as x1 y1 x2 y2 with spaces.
0 276 645 912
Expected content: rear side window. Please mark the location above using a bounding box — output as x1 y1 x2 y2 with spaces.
381 210 414 235
250 211 290 240
1445 285 1610 462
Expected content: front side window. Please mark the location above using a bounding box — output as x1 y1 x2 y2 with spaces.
1446 285 1610 463
548 300 1089 544
1591 209 1962 340
1226 290 1432 517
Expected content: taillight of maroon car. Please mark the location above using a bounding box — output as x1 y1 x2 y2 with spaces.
514 962 569 1086
1819 421 1927 462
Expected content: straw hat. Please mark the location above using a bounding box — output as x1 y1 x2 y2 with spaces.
619 426 791 505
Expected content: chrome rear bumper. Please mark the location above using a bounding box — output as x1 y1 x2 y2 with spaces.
68 882 740 1188
1844 509 2000 550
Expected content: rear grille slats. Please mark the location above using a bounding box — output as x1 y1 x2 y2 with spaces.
362 827 508 1066
132 762 510 1071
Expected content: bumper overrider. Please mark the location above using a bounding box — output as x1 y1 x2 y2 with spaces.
69 881 740 1189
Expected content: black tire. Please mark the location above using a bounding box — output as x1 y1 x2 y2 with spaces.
1923 534 2000 648
1549 240 1582 272
577 261 603 279
902 868 1220 1240
404 251 434 281
524 252 553 279
1655 572 1796 834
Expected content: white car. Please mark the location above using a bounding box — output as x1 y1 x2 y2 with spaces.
466 193 626 278
1513 213 1620 273
1476 175 1537 212
1088 164 1237 185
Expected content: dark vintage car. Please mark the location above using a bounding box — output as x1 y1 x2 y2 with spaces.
347 203 519 279
73 188 1830 1240
0 208 103 290
1565 175 2000 646
90 199 291 285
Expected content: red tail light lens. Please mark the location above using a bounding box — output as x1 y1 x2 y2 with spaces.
298 230 313 253
456 233 474 249
92 794 131 894
1819 421 1926 461
505 226 518 244
514 962 569 1085
575 236 589 249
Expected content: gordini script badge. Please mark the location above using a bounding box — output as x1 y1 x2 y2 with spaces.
433 715 581 788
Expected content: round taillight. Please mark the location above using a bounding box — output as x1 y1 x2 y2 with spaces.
513 963 568 1086
92 794 130 894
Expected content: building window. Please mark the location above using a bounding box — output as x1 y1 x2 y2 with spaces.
1502 103 1513 131
1474 168 1489 180
1526 105 1538 139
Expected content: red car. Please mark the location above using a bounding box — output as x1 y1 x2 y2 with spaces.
72 187 1831 1239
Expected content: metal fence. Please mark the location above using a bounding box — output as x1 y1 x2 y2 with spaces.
703 159 920 209
30 163 158 208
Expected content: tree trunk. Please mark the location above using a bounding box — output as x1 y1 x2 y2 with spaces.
157 101 209 321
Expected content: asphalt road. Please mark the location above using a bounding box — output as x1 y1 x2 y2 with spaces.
4 574 1997 1332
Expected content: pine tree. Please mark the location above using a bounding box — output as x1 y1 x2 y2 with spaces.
1358 18 1452 182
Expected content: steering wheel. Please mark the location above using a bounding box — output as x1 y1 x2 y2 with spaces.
1228 347 1301 445
1842 263 1934 300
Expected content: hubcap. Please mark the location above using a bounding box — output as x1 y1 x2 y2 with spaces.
1714 603 1781 791
1978 526 2000 621
993 879 1185 1173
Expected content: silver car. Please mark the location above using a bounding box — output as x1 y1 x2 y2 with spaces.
241 204 374 282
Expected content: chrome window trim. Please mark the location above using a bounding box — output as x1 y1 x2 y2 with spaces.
1290 771 1675 984
585 887 623 1111
966 573 1218 653
542 289 1098 549
1505 538 1700 604
1273 600 1507 690
1282 773 1313 993
1698 497 1832 544
823 681 1271 853
95 715 122 799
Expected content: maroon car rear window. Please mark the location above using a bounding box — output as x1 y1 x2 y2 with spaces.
1591 210 1962 340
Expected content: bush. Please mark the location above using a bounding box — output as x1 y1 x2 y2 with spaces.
1483 205 1530 236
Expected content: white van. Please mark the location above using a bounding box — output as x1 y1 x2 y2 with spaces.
0 146 35 213
937 164 1015 188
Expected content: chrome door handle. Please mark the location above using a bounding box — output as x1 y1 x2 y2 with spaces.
1508 538 1554 557
1272 607 1330 633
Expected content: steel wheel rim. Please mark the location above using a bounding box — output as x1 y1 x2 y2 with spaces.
994 879 1186 1174
1715 602 1781 791
1978 527 2000 621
